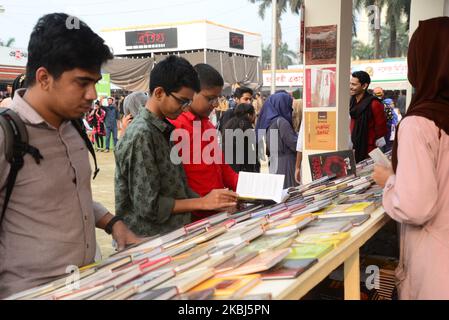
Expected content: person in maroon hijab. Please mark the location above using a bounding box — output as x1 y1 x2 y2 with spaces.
372 17 449 299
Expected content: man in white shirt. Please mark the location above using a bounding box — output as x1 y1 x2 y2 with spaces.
295 120 304 184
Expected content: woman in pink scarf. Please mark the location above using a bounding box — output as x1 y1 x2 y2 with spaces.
372 17 449 299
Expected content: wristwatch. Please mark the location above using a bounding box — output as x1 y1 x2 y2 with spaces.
105 216 123 235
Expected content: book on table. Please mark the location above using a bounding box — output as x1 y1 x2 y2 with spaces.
315 201 378 219
308 150 356 181
291 199 334 216
295 232 351 248
315 214 371 227
54 257 173 300
211 224 264 247
129 270 176 296
299 219 353 235
286 243 334 260
214 251 259 274
190 274 261 299
265 215 315 235
155 267 215 294
260 258 318 280
215 248 292 277
130 286 178 300
155 252 211 274
241 293 273 300
171 288 215 300
236 171 288 203
240 231 297 253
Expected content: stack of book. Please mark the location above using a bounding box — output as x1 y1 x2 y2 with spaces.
8 150 393 300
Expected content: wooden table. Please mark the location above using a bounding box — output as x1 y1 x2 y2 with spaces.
247 207 390 300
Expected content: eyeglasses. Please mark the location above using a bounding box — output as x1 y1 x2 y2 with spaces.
201 93 219 106
169 93 192 109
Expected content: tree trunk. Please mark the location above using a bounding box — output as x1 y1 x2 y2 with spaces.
374 0 381 59
277 19 282 47
388 16 397 57
375 29 380 59
276 14 282 69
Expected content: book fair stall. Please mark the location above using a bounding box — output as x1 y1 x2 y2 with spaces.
7 151 394 301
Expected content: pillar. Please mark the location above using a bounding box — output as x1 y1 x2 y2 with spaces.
301 0 353 183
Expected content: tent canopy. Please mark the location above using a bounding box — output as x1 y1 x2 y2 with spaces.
103 51 262 93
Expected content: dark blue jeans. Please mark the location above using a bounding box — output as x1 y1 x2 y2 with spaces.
105 125 117 150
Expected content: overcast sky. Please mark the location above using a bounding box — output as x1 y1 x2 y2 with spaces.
0 0 301 52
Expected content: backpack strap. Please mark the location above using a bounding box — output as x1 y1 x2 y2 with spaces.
0 112 100 226
71 119 99 179
0 109 43 225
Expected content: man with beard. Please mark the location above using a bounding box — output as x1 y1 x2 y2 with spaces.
349 71 387 162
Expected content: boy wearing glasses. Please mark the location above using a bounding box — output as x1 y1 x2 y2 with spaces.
114 56 238 237
169 64 239 221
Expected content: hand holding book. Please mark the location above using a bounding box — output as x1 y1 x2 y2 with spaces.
372 164 394 188
369 148 394 188
201 188 239 210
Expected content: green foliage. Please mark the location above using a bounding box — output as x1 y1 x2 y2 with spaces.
0 38 16 47
262 42 298 69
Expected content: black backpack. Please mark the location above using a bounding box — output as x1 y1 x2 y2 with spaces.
0 108 99 225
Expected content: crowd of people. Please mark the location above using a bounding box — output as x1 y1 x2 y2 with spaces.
1 12 448 300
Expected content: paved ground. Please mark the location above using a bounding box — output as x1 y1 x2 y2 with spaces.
91 143 269 259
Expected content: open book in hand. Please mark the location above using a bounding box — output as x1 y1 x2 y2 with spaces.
236 172 289 204
368 147 391 168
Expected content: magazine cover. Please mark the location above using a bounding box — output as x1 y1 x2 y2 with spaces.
304 111 337 150
308 150 356 180
305 67 336 108
305 25 337 65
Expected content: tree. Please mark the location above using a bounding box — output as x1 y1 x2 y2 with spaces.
384 0 410 57
249 0 303 64
354 0 386 59
0 38 16 47
353 12 409 61
277 42 298 68
354 0 410 59
379 17 409 58
352 39 376 60
262 44 271 69
262 43 297 69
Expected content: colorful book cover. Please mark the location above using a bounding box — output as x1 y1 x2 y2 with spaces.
261 258 318 280
241 293 273 300
316 214 370 226
216 249 291 277
130 286 178 300
305 25 337 65
317 202 377 218
304 111 337 151
190 274 261 298
240 232 297 253
133 270 176 294
286 243 334 260
265 216 315 235
344 202 376 213
300 219 353 235
156 267 215 294
305 67 336 108
295 232 350 248
214 251 259 274
158 252 210 274
172 288 215 300
308 150 356 181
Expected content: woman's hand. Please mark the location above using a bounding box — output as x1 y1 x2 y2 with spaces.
120 114 133 137
372 164 394 188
